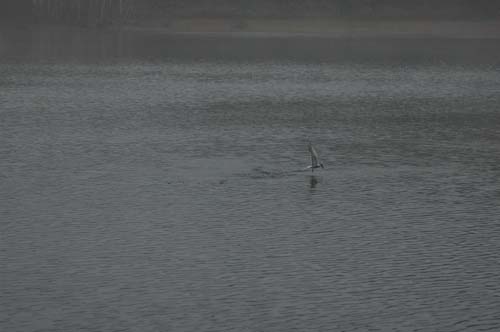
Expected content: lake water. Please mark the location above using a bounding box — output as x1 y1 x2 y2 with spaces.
1 26 500 331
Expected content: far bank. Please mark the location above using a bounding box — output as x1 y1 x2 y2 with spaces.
121 18 500 39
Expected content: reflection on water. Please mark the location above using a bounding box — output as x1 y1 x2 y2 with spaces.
1 27 500 332
309 175 318 189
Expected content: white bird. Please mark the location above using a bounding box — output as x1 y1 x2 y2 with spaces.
306 143 324 172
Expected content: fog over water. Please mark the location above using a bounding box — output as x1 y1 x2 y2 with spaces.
1 27 500 331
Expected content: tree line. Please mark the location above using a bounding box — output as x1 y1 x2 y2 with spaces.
1 0 498 25
135 0 500 19
31 0 135 26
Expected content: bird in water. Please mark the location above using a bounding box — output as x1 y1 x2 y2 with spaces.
306 143 324 172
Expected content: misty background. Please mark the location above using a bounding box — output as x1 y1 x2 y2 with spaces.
1 0 500 25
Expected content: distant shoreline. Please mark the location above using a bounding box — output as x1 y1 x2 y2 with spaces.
3 18 499 40
119 18 500 39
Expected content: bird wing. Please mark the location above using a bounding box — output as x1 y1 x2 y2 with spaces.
308 143 319 167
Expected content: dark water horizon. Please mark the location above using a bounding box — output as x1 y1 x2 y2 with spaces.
1 27 500 331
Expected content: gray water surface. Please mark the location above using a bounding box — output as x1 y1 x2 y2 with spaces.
1 27 500 332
